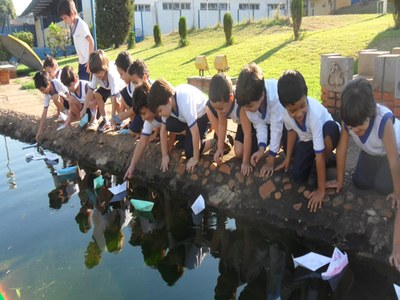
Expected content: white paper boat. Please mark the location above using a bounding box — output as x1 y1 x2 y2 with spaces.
191 195 205 215
293 252 331 272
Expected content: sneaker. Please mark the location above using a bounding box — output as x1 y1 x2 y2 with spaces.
56 111 68 122
98 121 111 132
87 120 98 131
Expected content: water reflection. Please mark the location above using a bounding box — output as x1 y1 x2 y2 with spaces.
3 137 397 299
4 136 16 189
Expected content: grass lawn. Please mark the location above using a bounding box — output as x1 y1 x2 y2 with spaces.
19 13 399 100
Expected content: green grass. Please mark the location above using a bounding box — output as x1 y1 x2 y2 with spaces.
21 81 35 90
18 14 399 100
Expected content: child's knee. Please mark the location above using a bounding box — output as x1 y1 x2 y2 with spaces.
234 143 243 159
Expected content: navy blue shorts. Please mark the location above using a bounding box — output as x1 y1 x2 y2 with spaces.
120 87 132 108
129 114 145 133
78 63 90 81
235 124 259 154
353 151 397 194
292 120 340 184
95 87 111 102
165 113 209 158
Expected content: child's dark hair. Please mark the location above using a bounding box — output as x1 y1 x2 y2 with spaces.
60 65 77 87
147 79 174 113
341 77 376 127
115 51 133 72
209 73 233 103
127 59 150 78
132 81 151 114
43 55 58 69
89 50 109 74
277 70 308 107
57 0 77 17
33 71 50 89
236 63 265 107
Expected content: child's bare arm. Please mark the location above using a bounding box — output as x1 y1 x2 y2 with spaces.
160 124 169 172
214 111 228 163
36 108 49 142
240 108 252 176
124 135 150 179
187 123 201 172
383 120 400 199
85 35 95 73
307 152 326 212
327 122 349 192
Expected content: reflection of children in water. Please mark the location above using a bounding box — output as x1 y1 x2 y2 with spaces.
84 177 133 268
157 195 210 286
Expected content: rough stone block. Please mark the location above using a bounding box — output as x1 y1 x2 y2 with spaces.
373 54 400 95
259 179 276 199
320 55 354 92
392 47 400 55
358 51 389 77
219 164 231 175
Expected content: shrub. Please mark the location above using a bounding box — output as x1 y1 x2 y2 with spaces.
291 0 303 40
96 0 134 48
178 16 188 47
394 0 400 29
46 22 71 57
223 13 234 45
153 24 162 46
127 31 135 49
12 31 34 48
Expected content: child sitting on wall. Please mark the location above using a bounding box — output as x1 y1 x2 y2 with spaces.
33 71 70 142
327 77 400 270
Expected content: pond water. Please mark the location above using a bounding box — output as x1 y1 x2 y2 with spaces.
0 135 398 300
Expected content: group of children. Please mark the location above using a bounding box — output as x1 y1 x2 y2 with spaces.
31 0 400 272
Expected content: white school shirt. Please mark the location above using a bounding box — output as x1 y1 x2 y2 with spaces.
284 97 335 154
71 80 90 104
347 104 400 156
88 64 125 97
43 79 69 108
161 84 207 128
126 81 134 98
245 79 284 156
226 99 241 124
71 17 91 65
142 117 162 136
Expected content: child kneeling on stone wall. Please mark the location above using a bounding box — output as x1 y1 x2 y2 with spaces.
326 77 400 270
277 70 340 212
33 71 70 142
147 79 215 173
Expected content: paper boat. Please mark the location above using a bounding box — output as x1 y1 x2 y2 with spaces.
130 199 154 212
93 175 104 189
57 165 78 176
110 190 128 203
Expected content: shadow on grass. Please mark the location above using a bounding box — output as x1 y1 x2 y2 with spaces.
365 26 400 51
144 47 179 61
253 38 293 65
179 44 228 66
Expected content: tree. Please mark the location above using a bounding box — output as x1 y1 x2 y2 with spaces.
178 16 188 47
223 13 233 45
291 0 303 40
153 24 162 46
127 31 135 49
394 0 400 29
12 31 34 48
96 0 134 48
46 22 71 57
0 0 15 27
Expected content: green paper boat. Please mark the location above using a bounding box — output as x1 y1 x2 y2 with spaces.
130 199 154 212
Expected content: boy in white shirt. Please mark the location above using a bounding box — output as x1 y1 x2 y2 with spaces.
147 79 214 172
33 71 69 142
235 63 284 177
277 70 340 212
124 83 162 179
58 0 94 81
84 50 125 132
